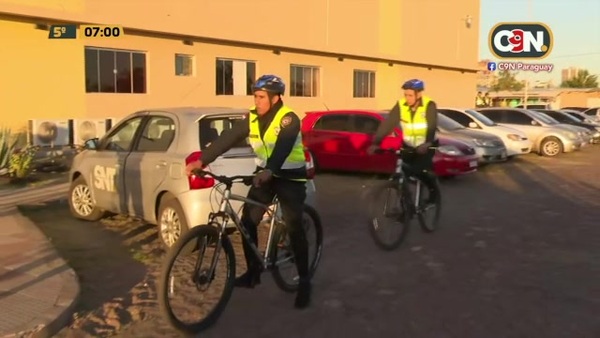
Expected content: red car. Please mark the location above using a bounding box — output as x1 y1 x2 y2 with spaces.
301 110 479 177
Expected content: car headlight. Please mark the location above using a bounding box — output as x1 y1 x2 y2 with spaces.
507 134 521 141
437 145 462 156
472 138 496 147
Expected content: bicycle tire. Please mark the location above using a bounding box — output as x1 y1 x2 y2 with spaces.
158 225 236 335
366 181 411 251
270 204 324 293
417 182 442 233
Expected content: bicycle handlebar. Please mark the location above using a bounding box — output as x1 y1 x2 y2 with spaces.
192 169 254 186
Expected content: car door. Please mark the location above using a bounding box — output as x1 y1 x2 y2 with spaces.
93 115 145 214
348 114 400 172
502 110 543 141
125 114 177 220
308 114 353 170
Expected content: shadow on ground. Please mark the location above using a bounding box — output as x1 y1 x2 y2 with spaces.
19 200 165 336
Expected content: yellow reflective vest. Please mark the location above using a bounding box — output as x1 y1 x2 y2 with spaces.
248 105 306 179
399 96 431 146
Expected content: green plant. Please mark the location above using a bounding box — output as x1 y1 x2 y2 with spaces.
0 127 18 175
9 146 36 180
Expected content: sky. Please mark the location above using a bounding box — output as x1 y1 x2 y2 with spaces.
479 0 600 84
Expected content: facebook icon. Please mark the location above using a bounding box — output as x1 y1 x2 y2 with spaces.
487 62 497 71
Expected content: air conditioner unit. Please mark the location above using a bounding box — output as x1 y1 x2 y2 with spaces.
72 118 110 145
28 119 71 147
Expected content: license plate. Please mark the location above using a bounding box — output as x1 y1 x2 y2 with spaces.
469 160 477 168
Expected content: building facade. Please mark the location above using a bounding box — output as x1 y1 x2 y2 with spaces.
0 0 480 135
561 67 582 83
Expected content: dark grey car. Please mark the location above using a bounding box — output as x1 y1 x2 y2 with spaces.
437 113 507 163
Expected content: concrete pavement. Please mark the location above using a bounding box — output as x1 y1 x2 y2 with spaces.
0 183 78 338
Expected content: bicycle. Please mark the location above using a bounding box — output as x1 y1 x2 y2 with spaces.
365 145 442 251
158 169 323 334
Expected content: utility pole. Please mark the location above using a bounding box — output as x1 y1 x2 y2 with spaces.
523 0 533 109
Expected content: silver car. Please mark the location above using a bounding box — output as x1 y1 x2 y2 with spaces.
476 108 582 157
68 107 318 247
437 113 508 163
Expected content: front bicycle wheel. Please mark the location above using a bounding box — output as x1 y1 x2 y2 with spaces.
417 184 442 233
366 181 412 251
158 224 236 335
270 205 324 293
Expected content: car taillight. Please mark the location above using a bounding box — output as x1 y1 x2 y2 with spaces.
304 149 315 179
185 151 215 190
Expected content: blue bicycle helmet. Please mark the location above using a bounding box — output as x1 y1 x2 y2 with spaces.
402 79 425 92
253 74 286 95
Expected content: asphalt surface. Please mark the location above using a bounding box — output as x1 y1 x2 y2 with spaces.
21 147 600 338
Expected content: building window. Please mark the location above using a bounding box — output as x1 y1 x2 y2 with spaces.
290 65 319 97
84 47 146 93
215 58 256 95
175 54 194 76
353 70 375 98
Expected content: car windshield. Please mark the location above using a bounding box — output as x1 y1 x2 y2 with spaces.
438 113 465 130
465 109 496 126
529 110 558 125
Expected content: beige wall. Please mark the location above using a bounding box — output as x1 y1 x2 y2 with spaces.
558 91 600 108
0 0 480 133
0 0 480 67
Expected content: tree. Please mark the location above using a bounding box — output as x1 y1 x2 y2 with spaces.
561 69 599 88
491 70 524 91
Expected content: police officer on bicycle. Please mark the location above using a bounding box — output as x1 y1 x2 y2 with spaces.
368 78 440 205
185 74 312 309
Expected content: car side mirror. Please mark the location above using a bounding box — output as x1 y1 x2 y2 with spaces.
84 138 99 150
468 121 478 129
531 120 539 126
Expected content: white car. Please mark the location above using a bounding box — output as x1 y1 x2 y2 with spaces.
438 108 533 157
68 107 317 247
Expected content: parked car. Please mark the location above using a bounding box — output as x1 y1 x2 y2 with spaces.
581 107 600 122
68 107 317 248
436 113 508 164
528 110 595 146
560 109 600 125
301 110 479 177
475 108 583 157
438 107 532 158
531 109 600 144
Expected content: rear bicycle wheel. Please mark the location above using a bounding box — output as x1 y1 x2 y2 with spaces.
270 204 324 293
366 181 412 251
158 225 235 335
417 181 442 233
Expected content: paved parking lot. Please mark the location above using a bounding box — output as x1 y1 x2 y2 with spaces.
20 148 600 338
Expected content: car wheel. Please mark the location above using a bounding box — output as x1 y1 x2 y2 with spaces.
69 176 105 221
539 137 563 157
158 195 190 248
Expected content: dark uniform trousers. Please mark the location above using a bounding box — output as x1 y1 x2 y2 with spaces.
240 177 309 279
403 141 440 200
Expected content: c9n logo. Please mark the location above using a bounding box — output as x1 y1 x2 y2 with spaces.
489 22 553 59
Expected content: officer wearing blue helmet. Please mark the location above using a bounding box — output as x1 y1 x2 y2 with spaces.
369 79 440 205
186 74 312 309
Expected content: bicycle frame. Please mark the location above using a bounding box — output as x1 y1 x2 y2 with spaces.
208 185 282 271
390 153 423 212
